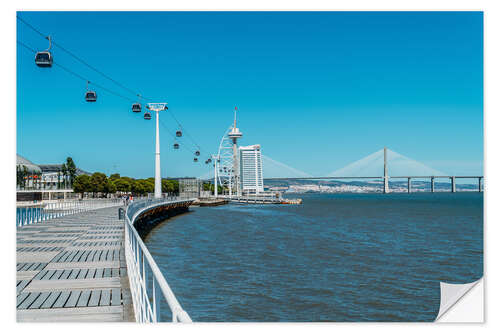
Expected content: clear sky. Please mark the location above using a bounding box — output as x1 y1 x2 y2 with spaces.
16 11 483 178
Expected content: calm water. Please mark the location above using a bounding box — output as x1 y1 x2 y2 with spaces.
144 193 483 322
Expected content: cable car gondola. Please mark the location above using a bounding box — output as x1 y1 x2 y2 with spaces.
207 158 212 163
144 112 152 120
194 158 198 162
132 103 141 113
173 143 179 149
176 130 182 137
85 91 97 102
35 36 53 67
195 151 200 156
132 94 142 113
85 81 97 102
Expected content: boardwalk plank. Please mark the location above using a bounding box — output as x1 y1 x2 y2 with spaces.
17 293 30 307
69 269 80 279
40 291 61 309
60 269 72 280
41 270 56 280
28 292 51 309
51 269 64 280
99 289 111 306
76 290 91 307
16 280 30 294
88 290 101 307
87 269 96 279
53 291 71 308
111 288 121 306
17 305 123 322
34 270 48 280
64 290 81 308
18 292 41 309
25 278 121 292
95 268 104 278
77 269 88 279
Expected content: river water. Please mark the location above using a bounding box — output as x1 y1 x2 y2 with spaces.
144 193 483 322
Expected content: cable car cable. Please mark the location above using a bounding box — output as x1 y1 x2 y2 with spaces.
18 40 135 103
17 15 150 100
18 16 209 155
18 18 209 157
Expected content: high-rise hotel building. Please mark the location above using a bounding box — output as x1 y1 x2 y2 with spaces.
239 144 264 194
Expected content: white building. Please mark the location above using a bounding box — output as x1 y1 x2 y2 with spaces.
239 144 264 194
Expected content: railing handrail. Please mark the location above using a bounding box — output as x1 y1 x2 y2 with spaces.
16 198 123 227
124 198 194 323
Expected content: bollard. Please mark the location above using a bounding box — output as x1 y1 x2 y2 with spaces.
118 208 125 220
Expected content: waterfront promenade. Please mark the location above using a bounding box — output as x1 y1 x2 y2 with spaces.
16 206 134 322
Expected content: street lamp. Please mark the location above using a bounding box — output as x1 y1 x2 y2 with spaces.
211 154 220 198
145 103 168 198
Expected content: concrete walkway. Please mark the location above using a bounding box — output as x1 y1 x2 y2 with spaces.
16 207 134 322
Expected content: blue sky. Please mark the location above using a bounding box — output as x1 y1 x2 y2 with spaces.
16 11 483 178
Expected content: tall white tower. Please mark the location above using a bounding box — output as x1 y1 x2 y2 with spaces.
146 103 168 199
227 107 243 197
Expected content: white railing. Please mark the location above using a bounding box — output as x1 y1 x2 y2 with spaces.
124 198 193 323
16 198 123 227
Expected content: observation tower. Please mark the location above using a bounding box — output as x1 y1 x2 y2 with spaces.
228 107 243 196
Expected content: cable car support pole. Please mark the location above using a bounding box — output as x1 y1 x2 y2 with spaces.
155 109 161 198
213 154 219 198
147 103 168 199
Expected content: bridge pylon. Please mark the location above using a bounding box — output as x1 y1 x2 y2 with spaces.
383 147 389 193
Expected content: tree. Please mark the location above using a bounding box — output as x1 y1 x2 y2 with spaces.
106 179 117 194
61 164 68 189
114 178 131 193
162 179 173 194
90 172 108 197
161 179 179 195
131 179 145 195
73 174 91 194
22 165 28 189
16 165 23 189
57 170 62 189
109 173 121 182
66 157 77 187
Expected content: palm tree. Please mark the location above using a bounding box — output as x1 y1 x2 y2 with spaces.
61 164 68 189
66 157 77 188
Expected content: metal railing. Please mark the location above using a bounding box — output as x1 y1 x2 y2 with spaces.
16 198 123 227
124 198 193 323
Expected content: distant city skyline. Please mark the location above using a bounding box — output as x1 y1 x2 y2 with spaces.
17 11 483 178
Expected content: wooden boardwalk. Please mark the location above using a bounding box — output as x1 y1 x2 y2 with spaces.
16 206 134 322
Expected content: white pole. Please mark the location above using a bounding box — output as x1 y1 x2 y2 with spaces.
229 169 232 199
214 157 218 198
154 110 162 199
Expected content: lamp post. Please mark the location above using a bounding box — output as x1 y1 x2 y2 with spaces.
212 154 219 198
146 103 168 199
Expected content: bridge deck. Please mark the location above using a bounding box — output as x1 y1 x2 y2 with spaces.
16 207 134 322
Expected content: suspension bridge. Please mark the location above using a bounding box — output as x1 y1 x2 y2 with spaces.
203 148 483 193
